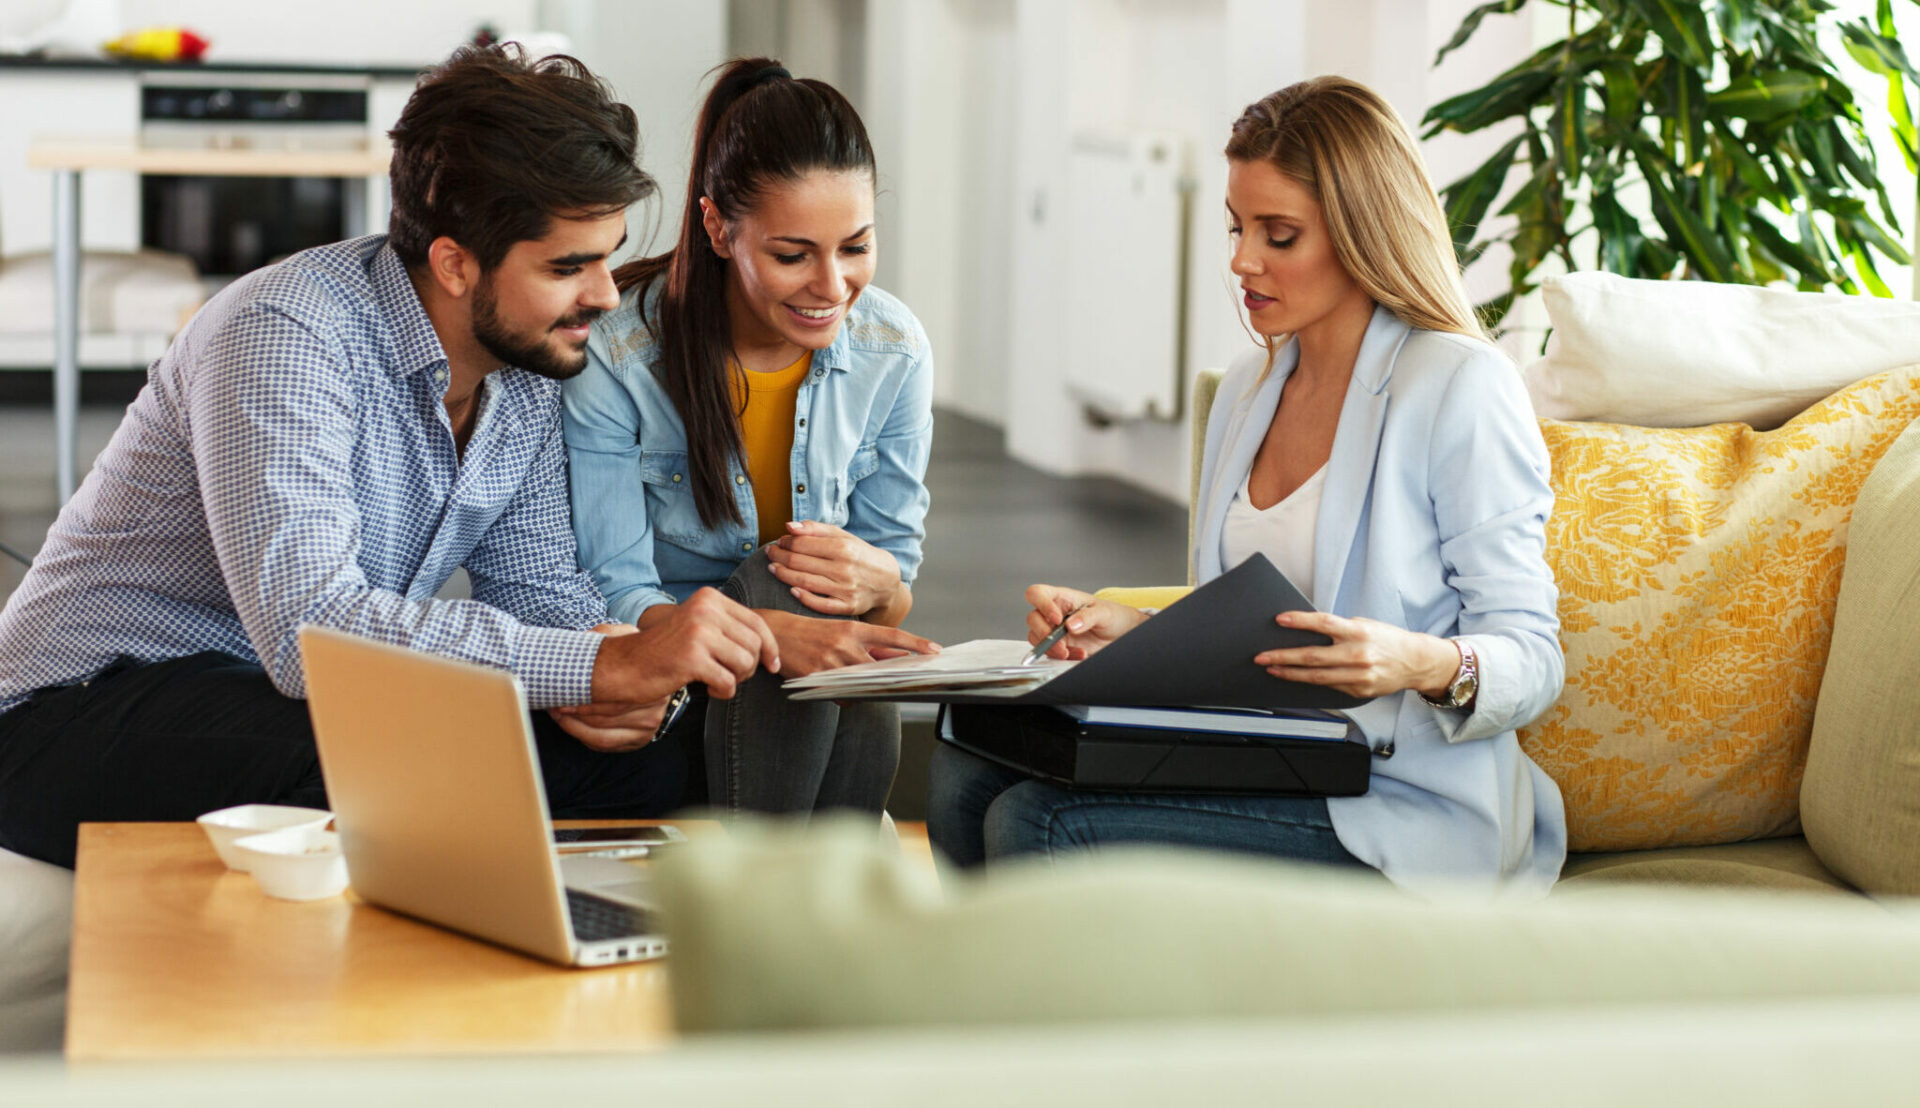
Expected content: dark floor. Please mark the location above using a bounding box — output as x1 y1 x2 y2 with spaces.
892 409 1189 816
0 389 1191 819
911 408 1189 647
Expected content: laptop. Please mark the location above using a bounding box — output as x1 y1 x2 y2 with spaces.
297 624 667 967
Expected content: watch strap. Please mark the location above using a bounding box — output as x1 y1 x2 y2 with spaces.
1421 639 1477 709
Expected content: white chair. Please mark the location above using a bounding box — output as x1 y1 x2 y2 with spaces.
0 246 205 370
0 847 71 1054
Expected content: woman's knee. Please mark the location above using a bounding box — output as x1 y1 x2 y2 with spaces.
981 778 1083 861
722 544 813 614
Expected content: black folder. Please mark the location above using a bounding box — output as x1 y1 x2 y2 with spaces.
875 553 1373 711
940 703 1372 795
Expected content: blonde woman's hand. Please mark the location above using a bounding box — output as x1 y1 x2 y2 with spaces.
1253 611 1463 699
1023 584 1150 661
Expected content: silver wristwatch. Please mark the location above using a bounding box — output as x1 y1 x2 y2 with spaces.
1421 640 1478 710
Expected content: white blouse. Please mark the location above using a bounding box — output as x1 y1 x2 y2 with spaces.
1220 463 1325 595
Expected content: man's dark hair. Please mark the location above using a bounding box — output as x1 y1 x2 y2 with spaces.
387 44 654 270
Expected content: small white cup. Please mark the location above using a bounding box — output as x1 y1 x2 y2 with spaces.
197 804 333 872
230 826 350 901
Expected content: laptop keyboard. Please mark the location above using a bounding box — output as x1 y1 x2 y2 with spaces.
565 888 656 942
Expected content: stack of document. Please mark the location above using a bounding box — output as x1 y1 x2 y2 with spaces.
783 640 1072 701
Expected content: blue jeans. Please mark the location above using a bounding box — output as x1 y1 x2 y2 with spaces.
926 741 1373 873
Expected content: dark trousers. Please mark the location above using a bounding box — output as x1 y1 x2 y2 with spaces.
0 651 689 868
705 547 900 816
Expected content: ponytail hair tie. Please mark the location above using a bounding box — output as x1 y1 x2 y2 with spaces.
751 64 791 85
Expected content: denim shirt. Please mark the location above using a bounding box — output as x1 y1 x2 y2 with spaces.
562 282 934 625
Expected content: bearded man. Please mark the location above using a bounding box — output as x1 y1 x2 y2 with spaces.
0 45 779 867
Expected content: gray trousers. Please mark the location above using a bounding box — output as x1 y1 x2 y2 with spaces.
706 546 900 815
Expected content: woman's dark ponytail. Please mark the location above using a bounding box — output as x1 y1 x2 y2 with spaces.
614 57 875 530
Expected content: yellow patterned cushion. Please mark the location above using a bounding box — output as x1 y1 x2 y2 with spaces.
1520 366 1920 852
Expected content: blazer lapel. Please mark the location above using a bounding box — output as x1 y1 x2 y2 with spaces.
1311 305 1410 611
1195 346 1294 582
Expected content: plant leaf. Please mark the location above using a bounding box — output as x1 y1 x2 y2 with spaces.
1633 139 1739 281
1707 71 1828 121
1434 0 1534 67
1747 214 1833 284
1423 62 1560 135
1622 0 1715 68
1443 134 1529 252
1716 0 1764 52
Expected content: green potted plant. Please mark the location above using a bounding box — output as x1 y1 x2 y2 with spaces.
1425 0 1920 325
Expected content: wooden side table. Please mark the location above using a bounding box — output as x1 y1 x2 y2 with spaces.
67 820 703 1061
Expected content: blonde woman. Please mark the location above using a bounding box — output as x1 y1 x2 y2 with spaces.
927 77 1567 896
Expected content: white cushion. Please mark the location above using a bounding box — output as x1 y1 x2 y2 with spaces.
1521 271 1920 429
0 249 203 337
0 848 70 1053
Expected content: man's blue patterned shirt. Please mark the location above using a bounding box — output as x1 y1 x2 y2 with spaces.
0 236 609 715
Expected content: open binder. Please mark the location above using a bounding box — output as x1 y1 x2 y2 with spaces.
783 553 1373 711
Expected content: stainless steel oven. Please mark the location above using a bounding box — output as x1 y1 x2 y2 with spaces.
138 71 374 278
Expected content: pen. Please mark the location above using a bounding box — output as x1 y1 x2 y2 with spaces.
1023 602 1090 665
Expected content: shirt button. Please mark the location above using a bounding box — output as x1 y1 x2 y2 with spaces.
795 483 806 494
671 473 682 483
813 369 824 378
741 541 753 552
734 474 746 485
797 418 806 428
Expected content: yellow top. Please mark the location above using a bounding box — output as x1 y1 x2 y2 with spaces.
732 350 813 545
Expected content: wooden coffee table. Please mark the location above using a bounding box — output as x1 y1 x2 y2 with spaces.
66 820 712 1061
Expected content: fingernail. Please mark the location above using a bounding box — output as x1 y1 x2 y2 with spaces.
770 657 781 674
768 563 779 573
929 642 942 652
1067 620 1084 632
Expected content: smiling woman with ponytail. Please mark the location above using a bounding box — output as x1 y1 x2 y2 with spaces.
563 58 938 817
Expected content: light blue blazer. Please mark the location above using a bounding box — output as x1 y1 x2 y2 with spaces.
1195 305 1567 896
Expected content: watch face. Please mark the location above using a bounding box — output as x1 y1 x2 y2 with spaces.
1451 673 1478 708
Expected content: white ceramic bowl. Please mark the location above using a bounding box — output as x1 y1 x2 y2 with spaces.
229 826 349 901
197 804 332 872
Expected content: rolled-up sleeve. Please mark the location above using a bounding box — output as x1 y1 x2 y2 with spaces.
846 340 934 585
1424 352 1564 744
189 304 604 708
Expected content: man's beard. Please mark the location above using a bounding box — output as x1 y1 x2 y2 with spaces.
470 275 601 381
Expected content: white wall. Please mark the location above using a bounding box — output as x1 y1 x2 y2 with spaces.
117 0 535 65
863 0 1543 503
537 2 728 262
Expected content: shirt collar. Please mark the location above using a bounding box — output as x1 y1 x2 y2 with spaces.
368 239 451 380
813 302 855 374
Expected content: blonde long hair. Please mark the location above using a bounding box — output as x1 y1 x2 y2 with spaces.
1224 76 1485 350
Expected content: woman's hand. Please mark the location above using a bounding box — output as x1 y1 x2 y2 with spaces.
1254 611 1463 700
1023 584 1150 661
768 521 903 618
760 608 941 678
